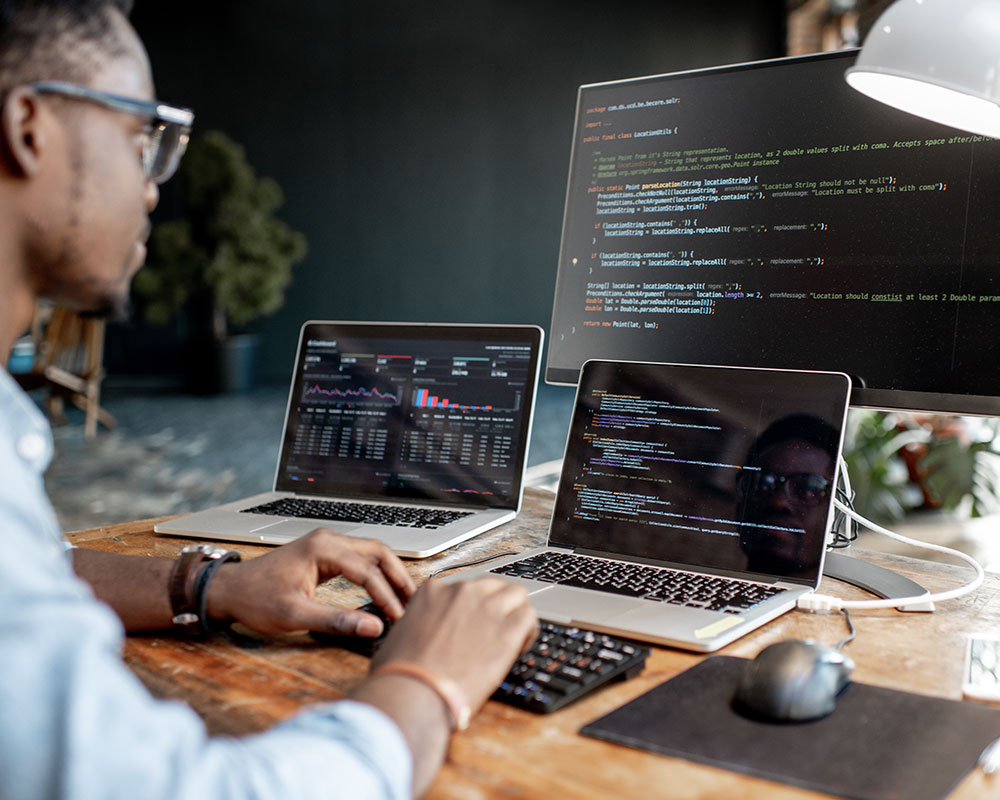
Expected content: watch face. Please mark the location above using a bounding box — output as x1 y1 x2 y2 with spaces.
181 544 226 558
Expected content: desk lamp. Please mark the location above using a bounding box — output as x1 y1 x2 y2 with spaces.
827 0 999 608
845 0 1000 138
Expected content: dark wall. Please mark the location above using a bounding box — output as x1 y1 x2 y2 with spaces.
113 1 785 383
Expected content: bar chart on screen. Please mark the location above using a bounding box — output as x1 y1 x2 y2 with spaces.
412 386 522 414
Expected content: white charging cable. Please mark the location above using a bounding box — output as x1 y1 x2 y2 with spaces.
797 498 986 611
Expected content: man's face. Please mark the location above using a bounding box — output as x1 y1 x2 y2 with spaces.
28 11 159 319
739 438 835 571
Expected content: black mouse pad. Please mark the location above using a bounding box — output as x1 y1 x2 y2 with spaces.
580 656 1000 800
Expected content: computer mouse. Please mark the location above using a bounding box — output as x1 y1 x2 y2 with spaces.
733 639 854 722
310 602 394 657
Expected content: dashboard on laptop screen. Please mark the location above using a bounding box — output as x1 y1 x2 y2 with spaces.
275 323 542 508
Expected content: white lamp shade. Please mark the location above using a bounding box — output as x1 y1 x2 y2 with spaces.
845 0 1000 138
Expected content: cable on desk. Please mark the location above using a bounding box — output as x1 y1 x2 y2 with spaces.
835 609 855 652
798 500 986 611
428 551 519 579
828 456 858 549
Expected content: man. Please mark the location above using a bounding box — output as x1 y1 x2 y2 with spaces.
0 2 537 798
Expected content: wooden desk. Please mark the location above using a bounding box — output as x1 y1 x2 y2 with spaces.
68 489 1000 799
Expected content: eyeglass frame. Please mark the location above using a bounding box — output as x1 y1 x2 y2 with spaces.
27 80 194 183
738 469 833 507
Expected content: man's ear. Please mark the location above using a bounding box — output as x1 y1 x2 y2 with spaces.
0 86 47 178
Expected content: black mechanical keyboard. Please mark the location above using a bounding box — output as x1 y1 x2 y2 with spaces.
312 602 650 714
490 551 784 614
242 498 472 529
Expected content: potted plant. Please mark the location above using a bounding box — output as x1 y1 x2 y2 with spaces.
843 409 1000 522
134 129 307 393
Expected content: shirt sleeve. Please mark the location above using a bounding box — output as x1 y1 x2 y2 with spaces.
0 467 412 800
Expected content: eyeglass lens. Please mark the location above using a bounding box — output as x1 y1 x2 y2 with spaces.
745 472 830 505
143 123 189 184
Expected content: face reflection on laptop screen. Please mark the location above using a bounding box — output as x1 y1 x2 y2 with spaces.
550 361 848 582
275 324 539 508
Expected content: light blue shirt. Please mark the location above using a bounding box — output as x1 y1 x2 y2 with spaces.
0 369 412 800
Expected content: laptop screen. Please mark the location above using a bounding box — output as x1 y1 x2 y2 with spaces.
550 361 850 584
274 322 542 508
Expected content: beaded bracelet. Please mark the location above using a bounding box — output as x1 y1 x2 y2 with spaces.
370 661 472 731
193 550 242 634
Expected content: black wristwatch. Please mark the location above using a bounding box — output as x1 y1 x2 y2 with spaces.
168 544 241 632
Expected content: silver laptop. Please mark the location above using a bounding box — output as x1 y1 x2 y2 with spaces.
451 360 851 651
156 321 543 558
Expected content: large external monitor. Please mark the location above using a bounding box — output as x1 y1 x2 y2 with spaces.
546 49 1000 415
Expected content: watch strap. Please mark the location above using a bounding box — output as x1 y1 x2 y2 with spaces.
168 545 240 631
168 547 210 627
194 550 242 633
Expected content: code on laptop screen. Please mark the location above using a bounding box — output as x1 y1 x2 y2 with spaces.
550 361 850 583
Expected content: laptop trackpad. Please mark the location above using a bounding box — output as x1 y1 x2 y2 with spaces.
253 518 363 541
247 517 298 534
527 585 640 623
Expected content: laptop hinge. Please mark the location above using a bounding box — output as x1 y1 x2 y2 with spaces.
287 491 481 511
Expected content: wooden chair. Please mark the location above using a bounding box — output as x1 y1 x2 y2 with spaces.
13 305 116 439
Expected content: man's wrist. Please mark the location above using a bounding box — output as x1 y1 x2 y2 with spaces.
350 674 455 796
202 558 241 626
356 673 456 739
167 545 241 632
193 552 241 633
369 661 471 731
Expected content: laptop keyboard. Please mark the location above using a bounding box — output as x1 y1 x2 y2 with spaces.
490 551 784 614
312 604 650 714
242 498 473 529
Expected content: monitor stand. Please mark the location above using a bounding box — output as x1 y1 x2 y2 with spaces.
823 552 935 612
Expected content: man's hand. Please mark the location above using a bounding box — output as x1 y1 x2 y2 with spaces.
352 577 537 794
370 577 538 712
206 528 416 637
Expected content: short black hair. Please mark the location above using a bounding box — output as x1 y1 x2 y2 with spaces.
748 413 841 464
0 0 134 92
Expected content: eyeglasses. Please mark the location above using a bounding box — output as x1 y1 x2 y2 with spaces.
29 80 194 184
739 471 832 507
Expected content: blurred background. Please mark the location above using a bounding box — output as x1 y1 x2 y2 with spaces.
118 0 787 381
